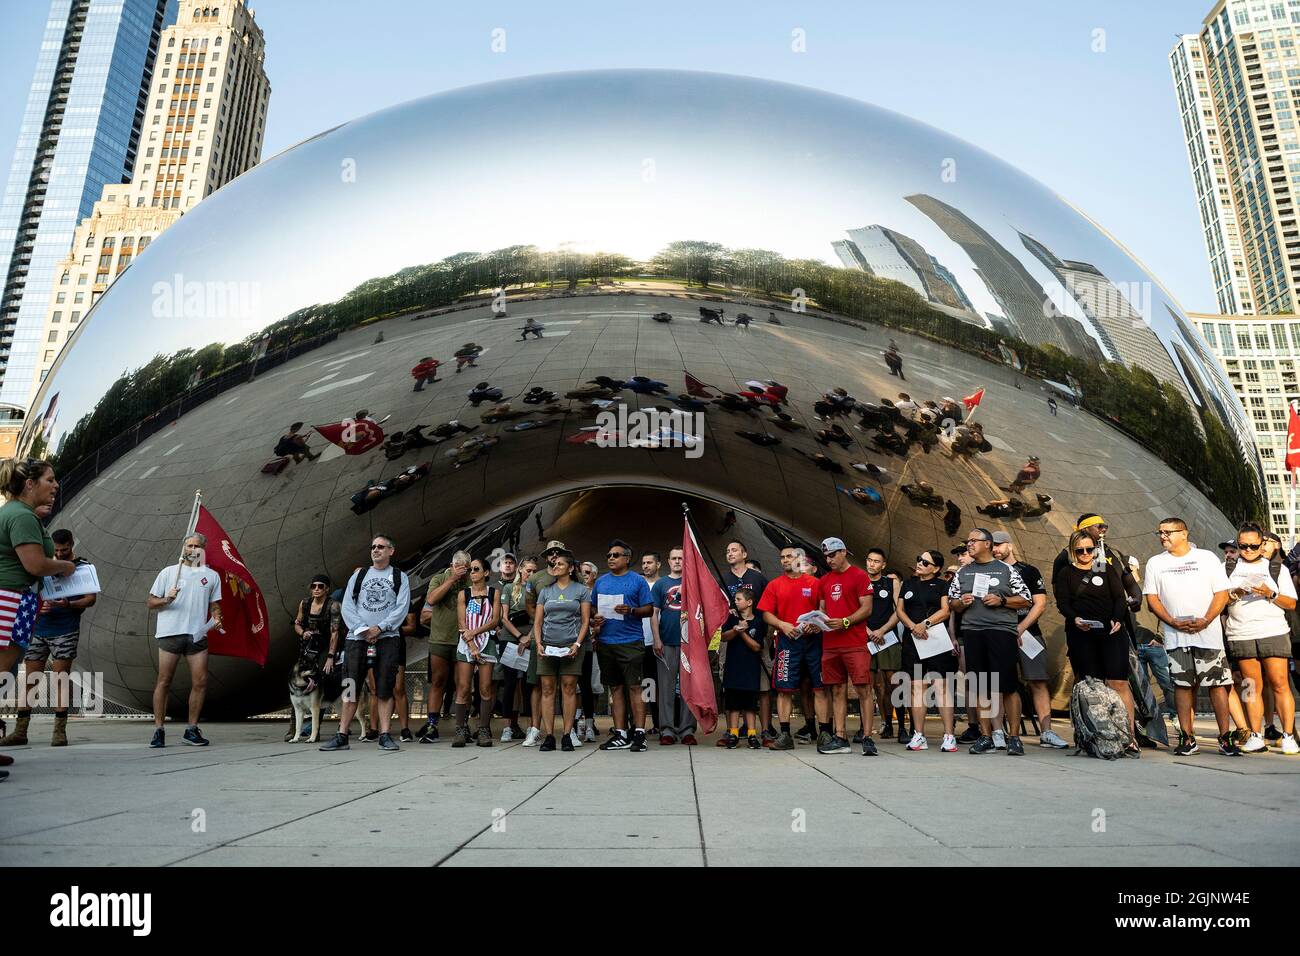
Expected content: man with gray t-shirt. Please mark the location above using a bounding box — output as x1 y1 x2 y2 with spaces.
948 528 1031 755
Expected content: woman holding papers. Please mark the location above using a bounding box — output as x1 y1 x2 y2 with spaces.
452 559 502 747
1053 530 1134 737
531 551 591 752
895 550 958 752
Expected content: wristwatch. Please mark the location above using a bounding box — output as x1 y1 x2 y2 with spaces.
841 617 851 630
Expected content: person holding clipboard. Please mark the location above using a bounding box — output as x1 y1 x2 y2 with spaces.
895 549 957 752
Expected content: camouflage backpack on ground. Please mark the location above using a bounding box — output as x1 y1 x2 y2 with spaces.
1070 677 1132 759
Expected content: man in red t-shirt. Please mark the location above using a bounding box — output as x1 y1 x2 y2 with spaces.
757 546 825 751
819 537 875 755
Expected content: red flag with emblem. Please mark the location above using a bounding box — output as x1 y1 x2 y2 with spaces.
193 505 269 665
313 418 384 455
679 515 727 733
962 387 985 412
684 371 718 399
1287 402 1300 473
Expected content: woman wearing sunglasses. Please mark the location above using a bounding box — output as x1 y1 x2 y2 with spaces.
452 558 502 747
1054 529 1136 752
895 549 958 752
288 574 340 741
1223 523 1299 754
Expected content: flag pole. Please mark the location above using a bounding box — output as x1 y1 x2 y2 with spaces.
172 490 202 589
681 501 728 585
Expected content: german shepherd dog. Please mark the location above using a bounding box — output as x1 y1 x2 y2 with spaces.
286 633 368 743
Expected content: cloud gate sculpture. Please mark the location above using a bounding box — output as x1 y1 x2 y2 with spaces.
21 70 1262 718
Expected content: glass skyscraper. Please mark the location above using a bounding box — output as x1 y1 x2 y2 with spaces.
0 0 176 409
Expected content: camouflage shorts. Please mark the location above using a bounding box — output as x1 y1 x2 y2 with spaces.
24 630 80 662
1167 646 1232 688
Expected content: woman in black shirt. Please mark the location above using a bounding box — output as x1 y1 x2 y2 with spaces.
1054 530 1136 749
894 550 957 752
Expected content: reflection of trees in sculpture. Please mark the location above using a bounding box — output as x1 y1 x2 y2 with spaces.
50 241 1262 525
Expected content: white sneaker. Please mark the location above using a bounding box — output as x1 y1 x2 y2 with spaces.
569 728 583 748
940 734 957 752
1281 734 1300 755
583 720 598 743
906 731 928 751
1241 732 1267 754
500 726 515 742
1039 729 1069 749
992 729 1007 750
522 727 542 747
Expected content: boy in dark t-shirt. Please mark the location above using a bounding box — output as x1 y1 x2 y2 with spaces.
720 587 764 749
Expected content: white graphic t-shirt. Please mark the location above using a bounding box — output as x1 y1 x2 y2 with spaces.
1142 548 1231 651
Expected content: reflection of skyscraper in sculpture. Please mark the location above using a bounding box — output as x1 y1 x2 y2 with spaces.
831 239 868 271
904 193 1101 360
1166 306 1255 458
930 256 976 313
1018 233 1193 408
845 226 929 298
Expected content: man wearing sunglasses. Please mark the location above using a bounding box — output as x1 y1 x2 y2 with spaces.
1143 517 1237 756
948 528 1032 755
592 540 654 751
323 535 411 752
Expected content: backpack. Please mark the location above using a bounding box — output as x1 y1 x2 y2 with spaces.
350 565 403 603
1070 677 1132 759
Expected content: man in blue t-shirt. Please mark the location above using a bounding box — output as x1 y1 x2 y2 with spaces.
13 529 96 748
593 539 654 751
651 547 694 744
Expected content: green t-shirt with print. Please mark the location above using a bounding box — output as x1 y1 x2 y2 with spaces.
0 500 52 591
423 567 461 645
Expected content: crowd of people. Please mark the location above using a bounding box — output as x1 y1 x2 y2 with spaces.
0 454 1297 784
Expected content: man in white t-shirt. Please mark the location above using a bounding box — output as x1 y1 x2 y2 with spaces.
1142 517 1237 757
1222 522 1299 755
146 533 223 748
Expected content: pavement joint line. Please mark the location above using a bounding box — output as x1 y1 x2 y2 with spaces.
793 754 949 849
433 744 602 867
161 771 429 867
688 745 708 867
1 808 131 841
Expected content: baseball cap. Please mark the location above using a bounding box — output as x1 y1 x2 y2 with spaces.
501 552 518 562
543 539 567 554
821 537 850 554
949 545 968 555
991 531 1013 545
1219 541 1236 550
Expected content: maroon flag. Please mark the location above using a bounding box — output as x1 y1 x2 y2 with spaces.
194 505 270 666
679 516 727 733
684 371 718 399
1287 402 1300 473
313 418 384 455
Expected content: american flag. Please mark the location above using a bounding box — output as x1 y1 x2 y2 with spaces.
0 588 40 649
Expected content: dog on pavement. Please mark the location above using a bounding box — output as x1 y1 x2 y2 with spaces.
286 635 368 743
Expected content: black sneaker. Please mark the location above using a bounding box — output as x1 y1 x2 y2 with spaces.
861 736 878 757
149 728 165 749
794 725 816 744
722 732 739 749
816 730 833 751
1264 725 1283 742
399 728 413 743
629 730 648 753
320 733 349 752
1217 733 1241 756
363 729 379 743
969 735 996 754
419 723 440 744
561 732 574 752
957 725 981 744
451 726 470 749
539 734 557 752
378 732 400 752
413 721 431 740
881 721 894 740
1006 735 1024 756
819 735 851 755
851 728 864 745
183 726 209 747
600 732 631 751
1173 736 1199 756
773 731 795 751
747 734 762 750
897 724 909 745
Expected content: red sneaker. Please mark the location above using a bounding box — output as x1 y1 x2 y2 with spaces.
0 753 12 766
659 734 675 745
681 734 698 746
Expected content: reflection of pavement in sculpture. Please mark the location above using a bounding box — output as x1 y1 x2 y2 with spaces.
64 292 1233 717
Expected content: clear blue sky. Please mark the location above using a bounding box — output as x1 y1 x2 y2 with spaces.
0 0 1221 312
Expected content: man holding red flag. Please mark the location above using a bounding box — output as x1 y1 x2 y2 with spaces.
679 516 729 734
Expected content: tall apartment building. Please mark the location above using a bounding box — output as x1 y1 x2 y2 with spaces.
1172 0 1300 318
1192 311 1300 534
0 0 177 409
28 0 270 402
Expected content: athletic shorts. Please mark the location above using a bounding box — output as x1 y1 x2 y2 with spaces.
0 587 38 650
428 641 456 663
25 630 80 662
1066 628 1127 682
1167 646 1233 688
822 645 872 686
343 635 402 699
724 687 759 712
156 634 208 656
537 646 583 677
456 635 500 664
596 641 643 688
962 627 1020 696
1018 632 1049 682
773 631 823 691
1227 634 1293 661
869 638 902 671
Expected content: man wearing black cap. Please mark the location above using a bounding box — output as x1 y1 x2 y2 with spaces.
949 529 1031 755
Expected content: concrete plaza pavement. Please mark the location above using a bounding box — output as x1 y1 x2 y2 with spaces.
1 714 1296 867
